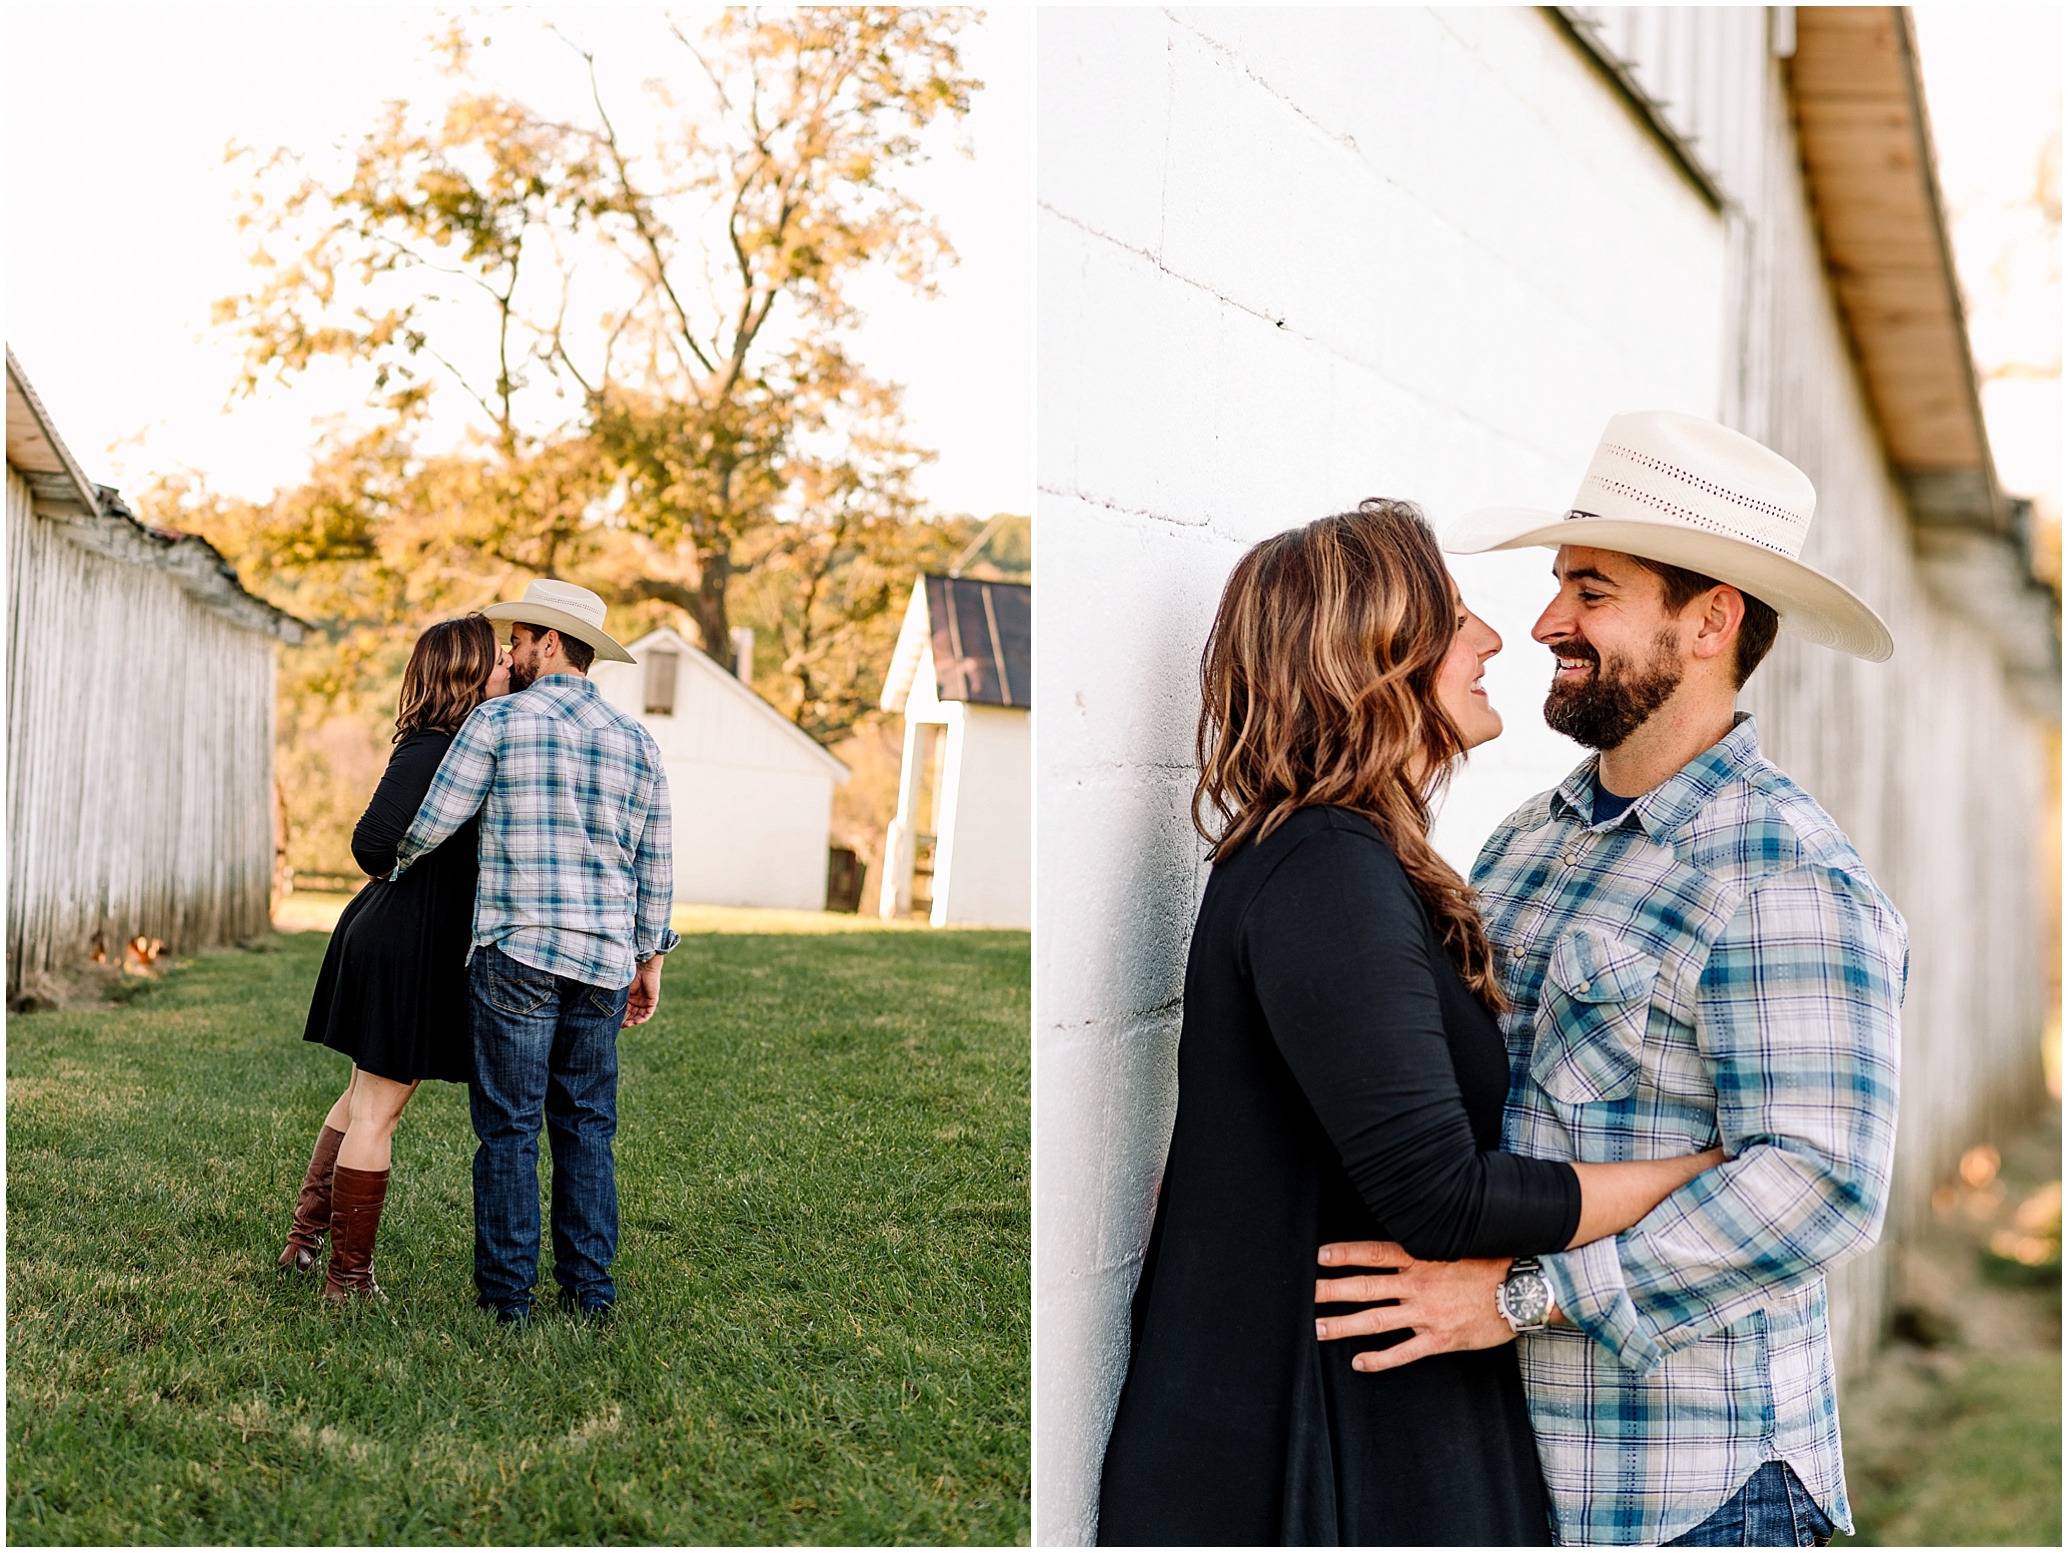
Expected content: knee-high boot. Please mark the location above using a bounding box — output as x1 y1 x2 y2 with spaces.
323 1164 390 1304
277 1124 346 1273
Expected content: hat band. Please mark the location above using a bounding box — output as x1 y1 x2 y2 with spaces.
1568 478 1802 558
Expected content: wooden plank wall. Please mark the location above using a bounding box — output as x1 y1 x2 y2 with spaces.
1566 8 2051 1379
7 467 276 991
1731 41 2049 1381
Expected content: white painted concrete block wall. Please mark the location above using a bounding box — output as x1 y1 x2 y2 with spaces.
1035 10 1740 1542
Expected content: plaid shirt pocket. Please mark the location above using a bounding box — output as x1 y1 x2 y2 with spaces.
1531 927 1660 1106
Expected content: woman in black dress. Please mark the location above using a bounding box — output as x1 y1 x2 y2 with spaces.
1096 502 1723 1545
275 615 510 1303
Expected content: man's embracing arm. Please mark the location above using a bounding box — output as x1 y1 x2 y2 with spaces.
1319 863 1905 1374
391 709 499 878
1534 864 1905 1372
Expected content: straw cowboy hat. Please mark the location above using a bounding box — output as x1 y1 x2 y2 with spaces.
1443 411 1894 662
483 579 637 664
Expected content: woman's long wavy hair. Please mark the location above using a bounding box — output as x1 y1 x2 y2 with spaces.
1193 499 1507 1010
395 616 500 742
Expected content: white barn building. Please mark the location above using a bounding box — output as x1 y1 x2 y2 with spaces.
1034 8 2058 1543
879 575 1032 928
589 627 849 912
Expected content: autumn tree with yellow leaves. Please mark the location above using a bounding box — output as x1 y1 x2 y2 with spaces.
155 9 1019 880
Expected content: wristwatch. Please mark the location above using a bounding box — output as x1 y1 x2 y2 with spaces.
1495 1257 1553 1333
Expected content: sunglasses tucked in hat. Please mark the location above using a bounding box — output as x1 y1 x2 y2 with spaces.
1443 411 1894 663
483 578 637 664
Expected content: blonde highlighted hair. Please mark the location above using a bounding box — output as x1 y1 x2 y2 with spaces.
1193 499 1507 1010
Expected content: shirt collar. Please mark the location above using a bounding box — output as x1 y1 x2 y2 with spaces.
1550 712 1761 841
517 673 598 707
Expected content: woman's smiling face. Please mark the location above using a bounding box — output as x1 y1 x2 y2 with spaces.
1433 582 1504 751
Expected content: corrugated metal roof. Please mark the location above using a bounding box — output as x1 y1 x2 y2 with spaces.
924 575 1030 709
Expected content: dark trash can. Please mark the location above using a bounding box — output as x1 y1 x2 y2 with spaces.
825 846 865 914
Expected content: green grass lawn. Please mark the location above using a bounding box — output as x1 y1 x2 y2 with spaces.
1834 1101 2061 1547
7 925 1029 1545
1841 1354 2060 1546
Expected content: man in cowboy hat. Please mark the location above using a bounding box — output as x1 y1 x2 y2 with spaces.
392 578 679 1324
1313 413 1907 1545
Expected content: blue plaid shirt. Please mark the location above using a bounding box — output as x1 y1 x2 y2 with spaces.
1472 715 1905 1545
394 674 680 989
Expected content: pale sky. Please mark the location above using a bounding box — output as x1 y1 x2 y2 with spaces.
1913 5 2062 528
5 6 1033 519
4 8 2052 536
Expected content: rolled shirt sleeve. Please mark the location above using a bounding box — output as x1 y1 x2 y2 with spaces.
632 763 681 961
1541 863 1906 1372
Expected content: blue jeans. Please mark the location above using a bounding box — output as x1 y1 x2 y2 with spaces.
1666 1461 1836 1547
467 943 628 1316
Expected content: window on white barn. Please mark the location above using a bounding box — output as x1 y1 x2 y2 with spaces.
644 650 679 716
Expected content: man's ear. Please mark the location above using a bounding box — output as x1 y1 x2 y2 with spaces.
1689 585 1745 664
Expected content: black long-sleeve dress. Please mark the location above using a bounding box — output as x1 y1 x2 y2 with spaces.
302 729 480 1083
1096 806 1583 1547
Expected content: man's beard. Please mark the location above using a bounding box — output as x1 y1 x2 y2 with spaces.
509 660 538 693
1543 629 1684 750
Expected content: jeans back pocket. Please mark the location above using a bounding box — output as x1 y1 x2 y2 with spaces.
1529 927 1658 1106
481 956 556 1018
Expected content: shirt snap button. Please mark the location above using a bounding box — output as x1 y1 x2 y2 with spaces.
1576 980 1591 994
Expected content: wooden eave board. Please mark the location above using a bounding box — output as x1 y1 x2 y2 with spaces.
5 376 65 474
1789 6 1989 473
5 354 100 512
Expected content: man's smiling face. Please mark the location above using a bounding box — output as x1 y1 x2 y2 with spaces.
1531 546 1689 751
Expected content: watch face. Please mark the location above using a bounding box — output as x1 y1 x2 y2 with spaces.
1505 1271 1551 1327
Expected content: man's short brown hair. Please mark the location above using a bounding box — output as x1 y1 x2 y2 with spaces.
515 621 597 674
1625 557 1780 689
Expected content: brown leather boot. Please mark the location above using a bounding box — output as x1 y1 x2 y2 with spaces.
323 1164 390 1304
277 1125 346 1273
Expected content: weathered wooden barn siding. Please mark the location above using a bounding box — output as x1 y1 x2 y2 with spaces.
1729 44 2047 1381
1570 5 2054 1380
7 466 277 988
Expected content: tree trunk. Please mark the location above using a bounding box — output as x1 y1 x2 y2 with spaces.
692 548 732 657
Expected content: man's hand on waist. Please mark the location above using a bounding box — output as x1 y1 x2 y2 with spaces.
1314 1240 1563 1372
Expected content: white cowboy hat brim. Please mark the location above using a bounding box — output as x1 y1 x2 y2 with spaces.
1445 507 1895 663
482 599 638 664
